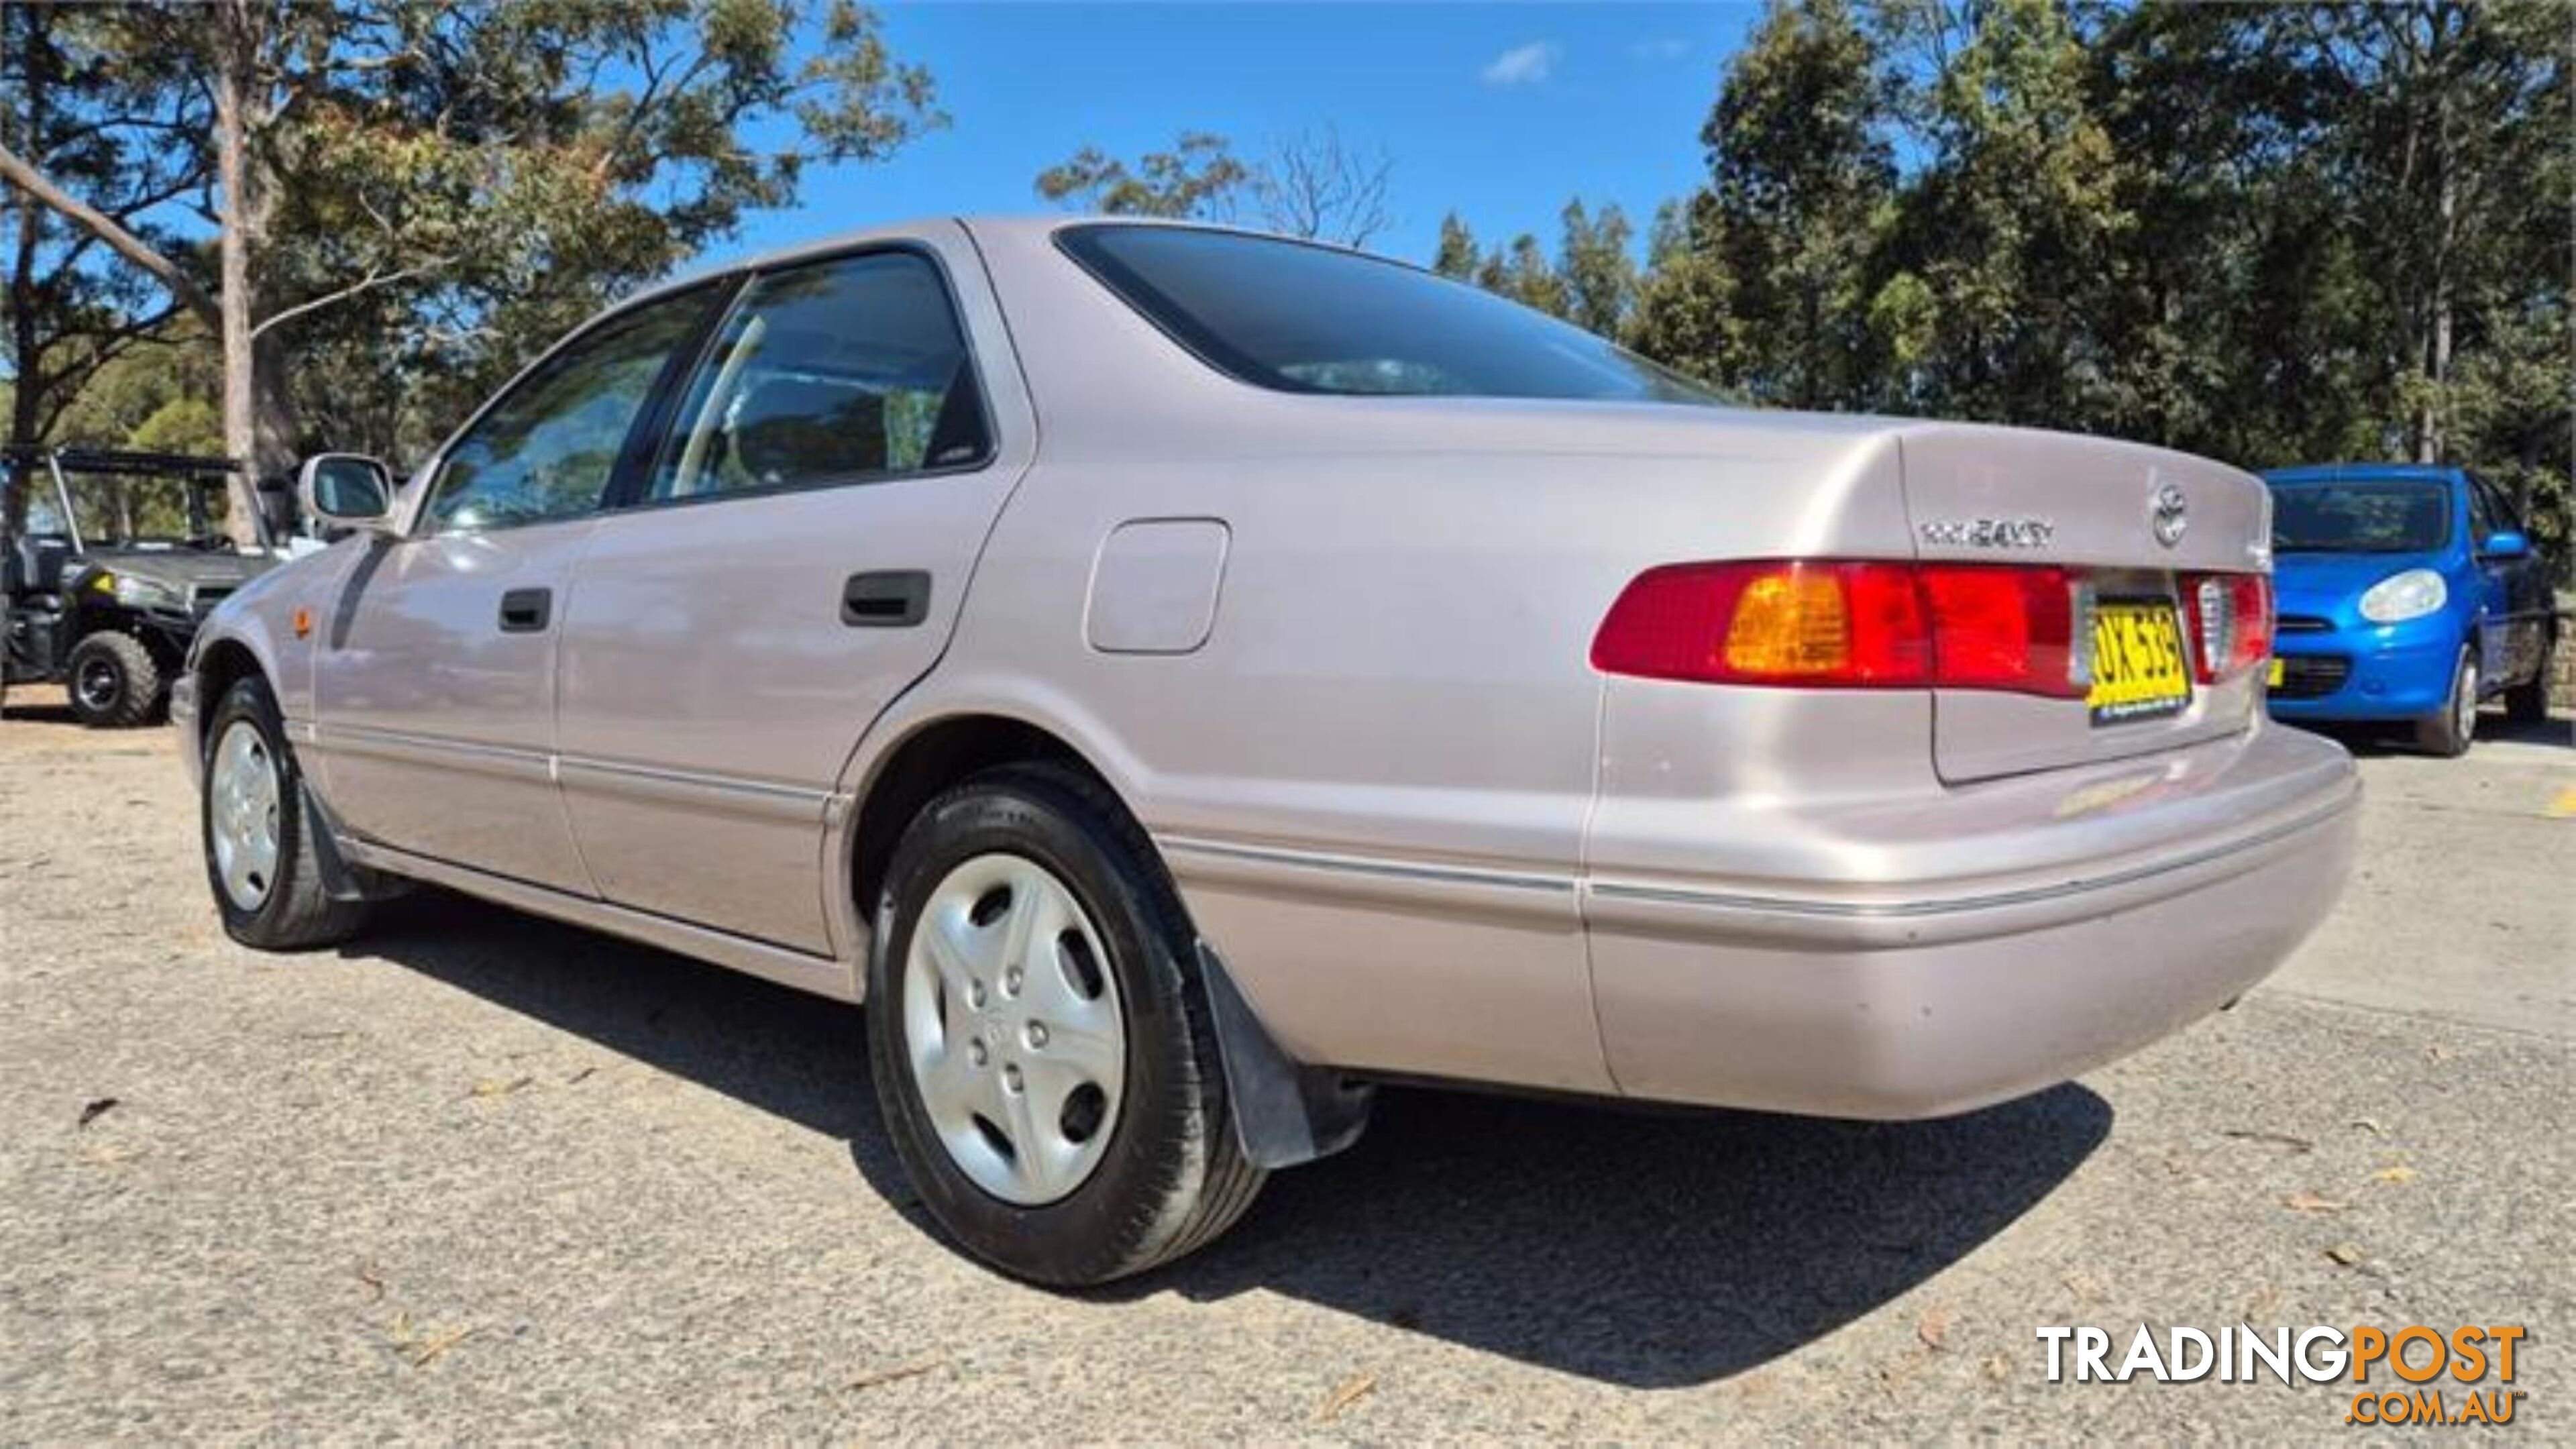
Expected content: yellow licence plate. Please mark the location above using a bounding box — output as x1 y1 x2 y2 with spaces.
2268 657 2286 688
2087 601 2192 724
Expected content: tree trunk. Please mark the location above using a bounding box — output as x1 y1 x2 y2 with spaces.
5 1 48 543
211 0 270 547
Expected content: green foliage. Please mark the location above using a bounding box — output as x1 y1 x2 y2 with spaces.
52 322 222 454
1432 213 1481 280
1556 201 1637 339
1035 133 1248 219
5 0 941 473
1608 0 2571 567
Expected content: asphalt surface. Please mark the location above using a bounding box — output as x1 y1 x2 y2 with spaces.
1 689 2567 1440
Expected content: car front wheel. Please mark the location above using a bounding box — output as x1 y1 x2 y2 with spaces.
2414 646 2479 757
865 763 1264 1285
66 631 162 728
202 674 370 950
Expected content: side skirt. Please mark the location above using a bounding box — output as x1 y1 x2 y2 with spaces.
339 837 861 1004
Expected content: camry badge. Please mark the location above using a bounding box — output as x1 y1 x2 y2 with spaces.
2151 482 2188 548
1917 517 2055 549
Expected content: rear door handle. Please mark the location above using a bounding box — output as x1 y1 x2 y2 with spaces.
498 587 551 633
841 570 931 628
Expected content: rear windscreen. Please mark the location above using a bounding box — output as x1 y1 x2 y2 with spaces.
1057 223 1723 405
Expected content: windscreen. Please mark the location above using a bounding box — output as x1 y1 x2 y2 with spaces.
1057 224 1723 405
30 470 238 549
2269 480 2451 554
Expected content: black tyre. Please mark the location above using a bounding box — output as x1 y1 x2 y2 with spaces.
201 674 370 950
2413 646 2479 758
66 630 163 727
865 763 1264 1286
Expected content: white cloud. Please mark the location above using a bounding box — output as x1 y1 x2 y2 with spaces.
1481 41 1558 87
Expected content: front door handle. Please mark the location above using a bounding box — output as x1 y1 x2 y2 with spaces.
498 587 552 633
841 570 931 628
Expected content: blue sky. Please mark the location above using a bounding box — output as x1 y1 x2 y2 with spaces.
716 3 1763 270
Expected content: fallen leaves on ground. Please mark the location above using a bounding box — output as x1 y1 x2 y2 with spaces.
384 1312 481 1369
355 1260 386 1303
468 1077 534 1099
1317 1372 1377 1421
845 1360 942 1393
2220 1128 2315 1154
2373 1163 2420 1185
76 1097 118 1129
2281 1191 2347 1214
2324 1242 2365 1267
1917 1304 1953 1352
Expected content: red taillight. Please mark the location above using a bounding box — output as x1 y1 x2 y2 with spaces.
1591 560 2079 697
2182 571 2273 683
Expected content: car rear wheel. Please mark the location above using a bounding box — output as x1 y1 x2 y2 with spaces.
2414 647 2478 757
66 631 162 728
865 763 1264 1285
203 674 370 950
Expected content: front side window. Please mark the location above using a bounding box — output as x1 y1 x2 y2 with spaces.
425 290 710 533
645 250 987 504
2270 480 2453 555
1057 223 1722 405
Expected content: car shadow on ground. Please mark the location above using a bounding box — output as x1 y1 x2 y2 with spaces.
354 888 2110 1390
2288 707 2571 757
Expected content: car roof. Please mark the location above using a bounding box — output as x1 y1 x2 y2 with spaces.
630 214 1385 310
2261 462 2465 486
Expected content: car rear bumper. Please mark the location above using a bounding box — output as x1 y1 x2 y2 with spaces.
2265 621 2459 722
1584 722 2359 1118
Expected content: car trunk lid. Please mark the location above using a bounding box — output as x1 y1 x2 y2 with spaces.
1894 423 2273 784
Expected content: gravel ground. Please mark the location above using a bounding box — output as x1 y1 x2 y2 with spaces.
1 689 2568 1442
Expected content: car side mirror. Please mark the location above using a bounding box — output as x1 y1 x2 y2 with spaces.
297 453 397 536
2479 529 2531 561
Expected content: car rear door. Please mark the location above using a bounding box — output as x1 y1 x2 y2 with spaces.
553 226 1034 955
309 284 724 892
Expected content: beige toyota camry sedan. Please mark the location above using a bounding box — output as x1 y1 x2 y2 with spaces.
176 217 2359 1285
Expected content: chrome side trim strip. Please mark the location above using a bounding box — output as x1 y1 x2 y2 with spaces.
1590 789 2359 920
315 724 552 781
555 755 838 823
1157 834 1574 895
341 837 862 1004
309 726 841 818
558 754 837 804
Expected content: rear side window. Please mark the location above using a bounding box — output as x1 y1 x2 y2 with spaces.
1057 224 1721 405
645 250 989 503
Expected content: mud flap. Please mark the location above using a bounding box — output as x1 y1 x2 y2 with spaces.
1195 941 1374 1169
299 780 409 904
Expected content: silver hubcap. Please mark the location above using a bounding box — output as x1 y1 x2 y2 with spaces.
2456 655 2479 741
902 853 1126 1205
209 720 282 910
76 657 119 710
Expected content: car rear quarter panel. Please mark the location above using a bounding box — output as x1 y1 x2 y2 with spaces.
865 221 1919 1093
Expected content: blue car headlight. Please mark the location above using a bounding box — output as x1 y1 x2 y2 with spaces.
2358 568 2446 624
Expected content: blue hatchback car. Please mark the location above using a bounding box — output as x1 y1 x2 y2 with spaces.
2261 464 2557 755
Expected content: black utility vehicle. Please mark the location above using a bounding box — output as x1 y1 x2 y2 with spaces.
3 447 299 727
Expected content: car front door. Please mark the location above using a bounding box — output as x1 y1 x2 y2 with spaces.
553 229 1033 954
309 285 722 892
2469 473 2547 688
